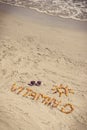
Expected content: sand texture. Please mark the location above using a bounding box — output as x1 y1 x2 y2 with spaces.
0 4 87 130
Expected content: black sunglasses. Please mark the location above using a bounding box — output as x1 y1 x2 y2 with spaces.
28 81 41 86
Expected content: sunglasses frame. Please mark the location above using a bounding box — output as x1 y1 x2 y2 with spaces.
28 81 41 86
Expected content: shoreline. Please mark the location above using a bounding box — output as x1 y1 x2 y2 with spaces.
0 1 87 22
0 2 87 32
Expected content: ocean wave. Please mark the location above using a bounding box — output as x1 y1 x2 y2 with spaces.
0 0 87 21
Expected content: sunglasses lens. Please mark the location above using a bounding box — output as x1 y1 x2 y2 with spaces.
28 81 35 86
31 81 35 85
36 81 41 86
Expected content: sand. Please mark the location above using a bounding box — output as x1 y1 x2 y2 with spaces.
0 3 87 130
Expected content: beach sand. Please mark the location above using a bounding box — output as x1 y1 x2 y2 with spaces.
0 3 87 130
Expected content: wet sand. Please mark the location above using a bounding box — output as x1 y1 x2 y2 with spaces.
0 2 87 31
0 2 87 130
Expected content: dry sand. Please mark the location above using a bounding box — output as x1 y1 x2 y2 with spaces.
0 3 87 130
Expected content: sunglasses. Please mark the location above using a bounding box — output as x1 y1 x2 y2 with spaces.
28 81 41 86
